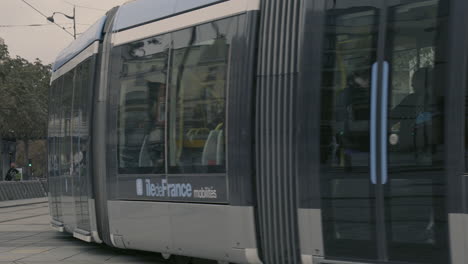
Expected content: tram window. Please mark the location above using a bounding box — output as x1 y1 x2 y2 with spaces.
466 77 468 171
168 17 236 174
52 77 63 179
387 4 445 169
71 59 91 174
78 59 92 173
61 71 74 177
117 34 170 174
48 80 59 179
80 59 92 178
72 63 83 179
466 68 468 171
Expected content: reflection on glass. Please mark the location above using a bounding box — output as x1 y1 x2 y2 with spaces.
168 18 235 173
79 60 92 229
118 35 169 174
72 63 83 227
48 80 60 220
61 72 74 179
54 77 64 221
59 70 75 227
385 1 448 263
70 59 92 230
319 2 379 260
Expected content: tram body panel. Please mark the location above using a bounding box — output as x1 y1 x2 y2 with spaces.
50 0 261 262
298 208 324 261
48 18 108 242
296 0 462 263
100 0 261 259
108 201 259 263
46 0 468 263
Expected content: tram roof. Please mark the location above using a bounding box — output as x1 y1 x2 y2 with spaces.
112 0 225 32
52 0 226 72
52 15 107 72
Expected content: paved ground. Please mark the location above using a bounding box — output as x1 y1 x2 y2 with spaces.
0 199 214 264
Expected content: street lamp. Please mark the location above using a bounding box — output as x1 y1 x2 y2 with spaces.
47 7 76 39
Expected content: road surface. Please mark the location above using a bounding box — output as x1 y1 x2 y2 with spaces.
0 198 215 264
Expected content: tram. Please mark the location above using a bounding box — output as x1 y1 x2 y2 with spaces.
48 0 468 263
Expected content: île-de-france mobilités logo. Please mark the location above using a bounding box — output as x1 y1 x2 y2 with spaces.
136 179 144 196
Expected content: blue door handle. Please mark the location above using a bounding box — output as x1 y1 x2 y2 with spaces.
370 61 389 185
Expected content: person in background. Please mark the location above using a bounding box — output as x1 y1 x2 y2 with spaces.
5 162 18 181
339 70 371 170
138 82 166 172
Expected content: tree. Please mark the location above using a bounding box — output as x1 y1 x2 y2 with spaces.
0 43 51 140
0 43 51 179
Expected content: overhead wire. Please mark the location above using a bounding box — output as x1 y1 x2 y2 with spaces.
0 23 90 28
0 25 77 30
19 0 75 38
0 24 57 27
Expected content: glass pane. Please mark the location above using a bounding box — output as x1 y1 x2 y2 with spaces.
60 70 74 228
385 0 449 263
72 63 84 228
117 34 170 174
61 71 74 179
319 1 380 260
78 59 92 230
54 77 64 222
168 17 236 174
71 58 92 231
48 80 59 220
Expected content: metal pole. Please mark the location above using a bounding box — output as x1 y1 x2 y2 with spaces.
73 6 76 39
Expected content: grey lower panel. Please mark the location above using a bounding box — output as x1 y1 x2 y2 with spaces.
108 200 262 264
88 199 102 243
61 194 76 233
449 213 466 264
55 198 100 243
298 208 324 262
50 219 64 232
73 228 92 243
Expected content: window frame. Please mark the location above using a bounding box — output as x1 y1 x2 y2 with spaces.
109 15 244 204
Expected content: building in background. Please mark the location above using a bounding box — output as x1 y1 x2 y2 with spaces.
0 37 4 45
0 139 16 181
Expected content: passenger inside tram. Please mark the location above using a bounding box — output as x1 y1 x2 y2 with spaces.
339 70 371 171
138 81 166 169
389 67 441 166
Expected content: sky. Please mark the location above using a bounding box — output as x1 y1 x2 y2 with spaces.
0 0 128 65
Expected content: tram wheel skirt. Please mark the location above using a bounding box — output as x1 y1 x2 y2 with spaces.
107 200 262 264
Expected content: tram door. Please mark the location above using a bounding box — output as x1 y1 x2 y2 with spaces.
319 0 450 263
